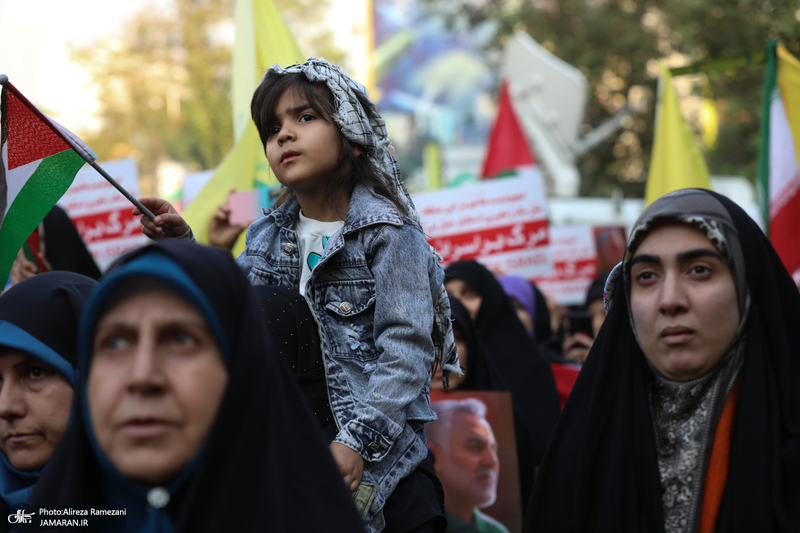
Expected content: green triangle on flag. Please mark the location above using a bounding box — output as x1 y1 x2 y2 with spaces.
1 81 88 285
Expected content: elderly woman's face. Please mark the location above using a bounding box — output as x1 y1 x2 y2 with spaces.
88 289 228 484
629 224 739 381
0 350 73 471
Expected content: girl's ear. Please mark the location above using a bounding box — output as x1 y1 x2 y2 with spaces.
353 145 363 157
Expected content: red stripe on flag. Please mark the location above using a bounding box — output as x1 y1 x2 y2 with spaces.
771 178 800 276
6 89 70 170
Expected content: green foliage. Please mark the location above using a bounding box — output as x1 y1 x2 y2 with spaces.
73 0 341 196
72 0 234 195
421 0 800 197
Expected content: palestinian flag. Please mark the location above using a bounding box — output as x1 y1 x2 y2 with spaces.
1 80 90 283
758 41 800 285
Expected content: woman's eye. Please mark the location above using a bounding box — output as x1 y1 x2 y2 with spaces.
28 366 47 380
169 330 198 347
100 336 128 351
635 271 655 282
690 265 710 275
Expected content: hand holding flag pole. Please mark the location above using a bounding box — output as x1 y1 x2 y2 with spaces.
0 74 172 237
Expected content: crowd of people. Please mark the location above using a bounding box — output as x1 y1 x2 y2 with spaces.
0 57 798 533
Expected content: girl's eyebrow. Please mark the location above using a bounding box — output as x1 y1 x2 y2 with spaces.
285 103 312 114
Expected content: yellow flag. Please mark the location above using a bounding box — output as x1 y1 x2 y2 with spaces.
645 61 711 205
777 43 800 171
183 0 305 253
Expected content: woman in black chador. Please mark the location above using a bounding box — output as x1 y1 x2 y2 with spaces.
525 189 800 533
444 261 561 511
31 242 364 532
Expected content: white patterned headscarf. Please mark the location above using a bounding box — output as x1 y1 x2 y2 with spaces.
264 58 420 225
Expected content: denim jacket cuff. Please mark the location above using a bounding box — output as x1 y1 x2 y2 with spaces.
334 418 400 463
174 227 196 242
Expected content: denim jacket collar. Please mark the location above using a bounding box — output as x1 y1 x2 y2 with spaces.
264 184 406 231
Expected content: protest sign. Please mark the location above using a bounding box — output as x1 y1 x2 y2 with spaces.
532 225 599 306
58 158 148 271
413 172 551 278
429 390 521 533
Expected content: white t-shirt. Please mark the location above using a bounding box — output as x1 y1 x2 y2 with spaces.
295 211 345 296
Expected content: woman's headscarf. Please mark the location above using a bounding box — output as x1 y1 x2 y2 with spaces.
31 242 364 532
525 189 800 532
41 206 102 280
253 285 336 441
447 295 503 392
0 272 96 506
497 274 537 338
531 284 553 341
444 261 561 511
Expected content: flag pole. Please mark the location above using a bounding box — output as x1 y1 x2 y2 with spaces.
0 74 173 236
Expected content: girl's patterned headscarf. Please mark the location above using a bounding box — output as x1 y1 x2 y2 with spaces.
264 58 420 225
264 58 458 378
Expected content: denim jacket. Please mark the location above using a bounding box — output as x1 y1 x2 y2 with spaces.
235 184 457 531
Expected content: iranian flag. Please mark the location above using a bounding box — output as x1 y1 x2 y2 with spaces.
481 79 537 179
1 79 92 283
759 41 800 285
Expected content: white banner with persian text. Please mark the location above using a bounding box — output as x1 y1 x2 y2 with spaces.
58 158 148 271
532 225 598 306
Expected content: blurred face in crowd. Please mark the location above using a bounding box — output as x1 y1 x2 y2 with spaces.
445 279 482 321
509 298 534 335
587 299 606 338
431 323 468 392
0 350 73 471
596 229 627 274
88 288 228 484
431 412 500 514
629 223 739 381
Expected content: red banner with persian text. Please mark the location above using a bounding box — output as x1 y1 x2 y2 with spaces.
413 170 551 278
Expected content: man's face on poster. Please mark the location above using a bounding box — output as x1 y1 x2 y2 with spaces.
434 411 500 510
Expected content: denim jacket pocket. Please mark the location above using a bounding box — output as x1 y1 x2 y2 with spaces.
316 279 378 362
249 265 284 287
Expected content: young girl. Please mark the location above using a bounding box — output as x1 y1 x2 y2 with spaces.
136 58 458 533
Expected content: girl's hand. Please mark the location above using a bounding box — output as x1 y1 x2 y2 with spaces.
133 197 190 239
329 442 364 492
208 195 250 253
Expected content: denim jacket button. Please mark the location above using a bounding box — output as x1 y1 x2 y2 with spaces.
340 301 352 315
367 442 380 454
282 243 294 255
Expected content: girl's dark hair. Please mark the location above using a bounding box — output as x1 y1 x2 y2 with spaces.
251 71 409 219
